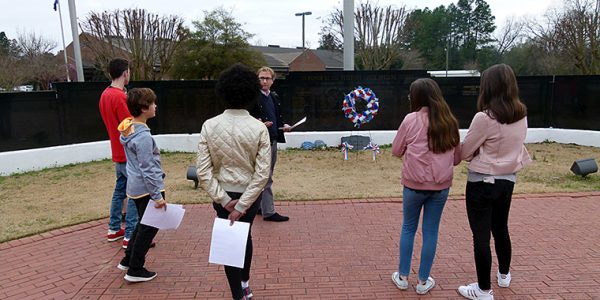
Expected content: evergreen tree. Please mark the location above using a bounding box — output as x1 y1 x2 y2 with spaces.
405 7 451 69
171 7 265 79
448 0 496 68
408 0 496 70
318 33 341 50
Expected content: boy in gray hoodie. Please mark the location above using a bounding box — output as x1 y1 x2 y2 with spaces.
116 88 167 283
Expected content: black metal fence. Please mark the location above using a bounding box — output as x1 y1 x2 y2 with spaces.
1 71 599 152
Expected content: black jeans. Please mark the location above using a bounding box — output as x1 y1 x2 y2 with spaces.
213 192 261 300
122 193 163 271
465 180 514 290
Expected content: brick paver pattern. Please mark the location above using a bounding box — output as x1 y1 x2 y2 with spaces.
1 192 599 299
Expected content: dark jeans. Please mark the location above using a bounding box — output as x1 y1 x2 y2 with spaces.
465 180 514 290
213 192 261 300
122 192 163 271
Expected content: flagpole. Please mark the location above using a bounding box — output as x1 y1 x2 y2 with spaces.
67 0 84 82
56 1 70 82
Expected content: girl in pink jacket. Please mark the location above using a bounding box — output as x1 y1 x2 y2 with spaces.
391 78 460 295
458 64 532 300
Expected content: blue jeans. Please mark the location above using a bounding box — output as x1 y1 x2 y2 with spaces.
398 187 448 281
109 162 138 239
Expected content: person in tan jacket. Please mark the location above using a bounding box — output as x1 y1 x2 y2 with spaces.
196 63 271 300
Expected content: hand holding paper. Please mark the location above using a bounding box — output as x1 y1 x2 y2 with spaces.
140 200 186 230
209 218 250 268
154 199 167 210
228 210 243 225
279 116 306 130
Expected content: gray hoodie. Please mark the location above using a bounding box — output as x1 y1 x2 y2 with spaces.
118 118 165 200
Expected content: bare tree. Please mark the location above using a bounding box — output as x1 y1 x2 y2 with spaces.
495 17 526 55
0 55 27 91
399 50 425 69
320 1 412 70
528 0 600 74
80 8 186 80
16 32 64 90
17 32 57 58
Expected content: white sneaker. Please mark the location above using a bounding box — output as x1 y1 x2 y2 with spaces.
415 276 435 294
458 282 494 300
497 270 511 287
391 272 408 290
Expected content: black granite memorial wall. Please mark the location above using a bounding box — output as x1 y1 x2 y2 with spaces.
1 72 598 152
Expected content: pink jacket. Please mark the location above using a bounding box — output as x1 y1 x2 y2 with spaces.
461 111 532 175
392 107 461 191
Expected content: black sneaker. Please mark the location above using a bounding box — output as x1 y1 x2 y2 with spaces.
242 286 253 299
117 257 129 271
124 268 157 282
264 213 289 222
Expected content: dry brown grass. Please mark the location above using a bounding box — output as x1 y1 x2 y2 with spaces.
1 142 599 242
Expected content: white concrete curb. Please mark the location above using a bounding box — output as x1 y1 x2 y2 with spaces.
1 128 599 176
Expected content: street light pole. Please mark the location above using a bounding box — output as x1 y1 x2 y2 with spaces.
446 35 449 77
295 11 312 49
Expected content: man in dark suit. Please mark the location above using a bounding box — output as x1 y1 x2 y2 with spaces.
251 66 291 222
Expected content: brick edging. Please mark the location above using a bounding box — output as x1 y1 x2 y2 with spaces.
0 219 105 250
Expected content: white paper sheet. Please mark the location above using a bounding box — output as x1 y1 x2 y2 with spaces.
279 116 306 130
208 218 250 268
140 201 185 230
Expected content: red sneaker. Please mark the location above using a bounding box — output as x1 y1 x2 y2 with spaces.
107 228 125 242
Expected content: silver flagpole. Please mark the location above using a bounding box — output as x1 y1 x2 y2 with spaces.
67 0 84 82
57 0 70 82
343 0 354 70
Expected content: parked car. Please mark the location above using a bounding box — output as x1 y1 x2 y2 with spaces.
14 85 34 92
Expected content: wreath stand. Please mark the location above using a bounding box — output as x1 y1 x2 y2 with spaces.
341 86 381 161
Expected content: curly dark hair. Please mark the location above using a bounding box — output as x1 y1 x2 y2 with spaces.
215 63 260 109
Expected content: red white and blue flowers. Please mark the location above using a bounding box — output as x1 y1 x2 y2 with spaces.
341 141 354 160
364 142 381 161
342 86 379 128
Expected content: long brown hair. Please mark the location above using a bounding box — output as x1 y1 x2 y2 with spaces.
477 64 527 124
409 78 460 153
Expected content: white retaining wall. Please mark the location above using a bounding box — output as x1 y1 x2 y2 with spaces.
1 128 599 176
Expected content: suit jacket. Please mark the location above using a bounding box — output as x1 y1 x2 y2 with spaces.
250 90 286 143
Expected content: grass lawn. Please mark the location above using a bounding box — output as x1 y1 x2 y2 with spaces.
1 142 599 242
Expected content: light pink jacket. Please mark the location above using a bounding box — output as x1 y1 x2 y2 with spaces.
392 107 461 191
461 111 532 175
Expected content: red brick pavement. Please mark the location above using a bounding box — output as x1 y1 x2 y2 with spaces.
1 192 600 299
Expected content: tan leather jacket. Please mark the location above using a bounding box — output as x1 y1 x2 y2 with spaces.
196 109 271 213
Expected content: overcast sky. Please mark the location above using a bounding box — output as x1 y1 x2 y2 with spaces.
2 0 560 53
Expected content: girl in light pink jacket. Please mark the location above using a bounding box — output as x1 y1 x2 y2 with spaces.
458 64 532 300
391 78 460 295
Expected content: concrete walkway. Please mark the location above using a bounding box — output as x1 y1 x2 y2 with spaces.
1 192 599 299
